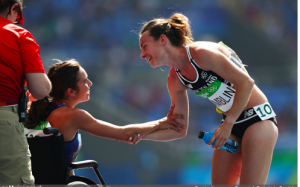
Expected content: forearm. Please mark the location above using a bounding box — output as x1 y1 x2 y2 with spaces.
121 118 164 140
225 80 254 125
142 128 184 141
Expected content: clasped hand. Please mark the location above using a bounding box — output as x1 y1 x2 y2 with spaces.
125 104 185 145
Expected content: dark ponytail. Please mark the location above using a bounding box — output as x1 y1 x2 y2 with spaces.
140 13 194 47
25 96 54 129
25 59 81 129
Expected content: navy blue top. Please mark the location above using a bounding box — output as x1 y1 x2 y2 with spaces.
45 104 81 167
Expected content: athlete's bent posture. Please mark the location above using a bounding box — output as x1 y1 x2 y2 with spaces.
135 13 278 185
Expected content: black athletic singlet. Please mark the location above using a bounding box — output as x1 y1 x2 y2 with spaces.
175 42 243 113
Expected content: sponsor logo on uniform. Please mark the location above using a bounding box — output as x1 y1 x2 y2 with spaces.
244 109 254 118
201 71 208 79
205 75 217 85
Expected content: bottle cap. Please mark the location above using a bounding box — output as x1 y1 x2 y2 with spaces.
198 131 204 139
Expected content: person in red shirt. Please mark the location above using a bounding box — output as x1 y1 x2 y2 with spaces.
0 0 51 184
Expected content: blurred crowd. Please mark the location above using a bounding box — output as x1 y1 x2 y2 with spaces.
220 0 297 55
23 0 297 150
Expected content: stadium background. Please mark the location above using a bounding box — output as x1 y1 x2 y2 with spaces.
22 0 297 185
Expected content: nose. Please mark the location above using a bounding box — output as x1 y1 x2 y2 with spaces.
88 79 93 87
140 51 146 59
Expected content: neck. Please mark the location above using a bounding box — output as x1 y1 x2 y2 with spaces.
55 99 76 108
0 9 9 19
164 46 190 72
0 13 7 19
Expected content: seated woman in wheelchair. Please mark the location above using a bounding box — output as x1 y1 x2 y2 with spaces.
24 59 185 175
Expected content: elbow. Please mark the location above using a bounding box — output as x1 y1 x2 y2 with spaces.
176 121 189 139
177 133 186 139
31 84 52 99
176 129 188 139
31 93 45 100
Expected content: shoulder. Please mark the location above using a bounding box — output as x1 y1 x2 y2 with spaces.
189 41 227 70
65 108 93 122
50 107 93 126
2 23 29 38
49 107 97 135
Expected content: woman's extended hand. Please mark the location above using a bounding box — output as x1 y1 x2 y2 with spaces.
208 120 233 149
125 134 141 145
157 104 185 133
124 104 185 145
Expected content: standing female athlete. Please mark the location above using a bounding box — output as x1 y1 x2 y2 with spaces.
137 13 278 185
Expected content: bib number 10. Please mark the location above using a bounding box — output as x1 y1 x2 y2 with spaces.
254 103 276 120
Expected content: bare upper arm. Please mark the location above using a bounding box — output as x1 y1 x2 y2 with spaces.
25 73 51 99
70 108 125 140
167 69 189 132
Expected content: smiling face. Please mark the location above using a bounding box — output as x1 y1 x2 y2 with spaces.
75 67 93 103
139 30 165 68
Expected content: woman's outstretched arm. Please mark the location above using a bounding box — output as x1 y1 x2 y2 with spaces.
69 104 185 142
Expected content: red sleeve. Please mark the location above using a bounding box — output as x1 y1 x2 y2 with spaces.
20 31 45 73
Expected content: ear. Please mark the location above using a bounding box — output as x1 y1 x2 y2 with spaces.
66 88 76 97
160 34 167 45
10 3 19 15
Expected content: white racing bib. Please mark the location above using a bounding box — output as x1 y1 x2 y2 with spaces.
196 80 236 113
253 102 276 120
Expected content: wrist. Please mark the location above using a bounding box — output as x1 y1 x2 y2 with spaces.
224 116 235 127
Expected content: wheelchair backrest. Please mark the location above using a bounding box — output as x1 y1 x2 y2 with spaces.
27 133 69 184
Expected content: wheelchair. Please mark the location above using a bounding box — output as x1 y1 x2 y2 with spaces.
26 127 106 186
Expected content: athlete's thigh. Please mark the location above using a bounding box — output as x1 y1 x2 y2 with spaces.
211 134 242 185
240 120 278 184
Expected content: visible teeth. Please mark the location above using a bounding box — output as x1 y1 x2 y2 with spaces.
148 57 152 61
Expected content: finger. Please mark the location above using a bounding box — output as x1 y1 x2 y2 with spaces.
214 137 225 149
169 127 182 133
169 114 184 120
125 137 133 145
134 135 141 145
207 136 216 147
171 121 185 129
213 136 223 149
220 138 227 148
167 104 175 117
131 134 140 145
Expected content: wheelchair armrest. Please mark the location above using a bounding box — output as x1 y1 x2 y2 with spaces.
69 160 106 185
69 160 98 170
43 127 60 136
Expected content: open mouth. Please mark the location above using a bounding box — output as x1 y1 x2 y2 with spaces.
148 56 152 61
